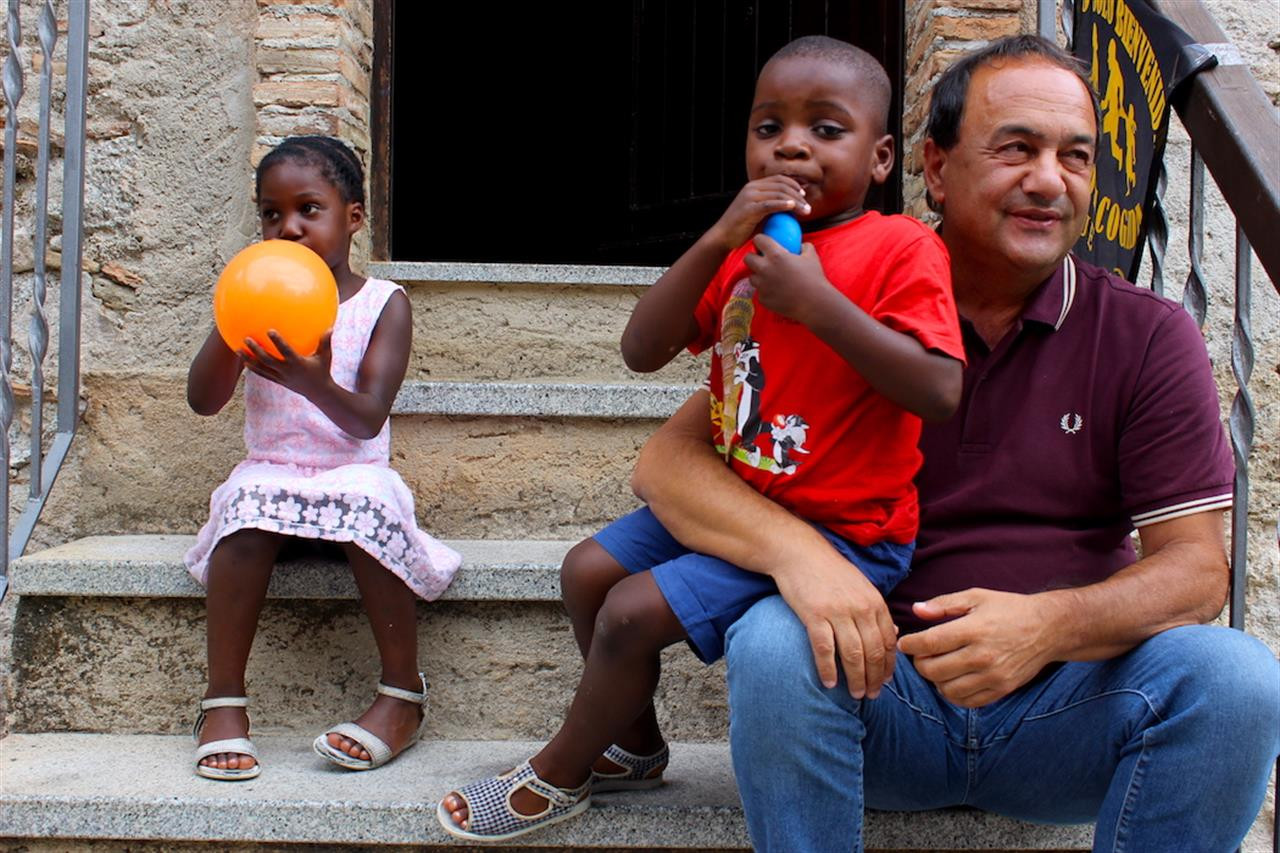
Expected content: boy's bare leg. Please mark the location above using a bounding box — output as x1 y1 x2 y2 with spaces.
444 571 684 826
200 528 285 771
561 540 668 769
326 543 424 760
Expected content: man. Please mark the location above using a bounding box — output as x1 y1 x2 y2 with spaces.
631 35 1279 852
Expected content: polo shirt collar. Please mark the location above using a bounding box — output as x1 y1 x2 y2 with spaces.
1020 255 1078 331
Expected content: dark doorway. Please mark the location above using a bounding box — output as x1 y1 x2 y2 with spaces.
380 1 904 266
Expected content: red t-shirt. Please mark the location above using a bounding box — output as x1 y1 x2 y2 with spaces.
690 212 964 545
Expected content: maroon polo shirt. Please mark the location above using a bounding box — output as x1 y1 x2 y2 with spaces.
891 255 1233 633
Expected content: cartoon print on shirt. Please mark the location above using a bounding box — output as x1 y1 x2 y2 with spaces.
768 413 810 474
717 278 757 459
713 279 810 476
733 336 766 451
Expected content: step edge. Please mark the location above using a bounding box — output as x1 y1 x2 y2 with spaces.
369 260 664 287
11 536 573 601
0 733 1093 850
392 379 698 419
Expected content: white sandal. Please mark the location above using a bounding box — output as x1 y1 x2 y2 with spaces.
193 696 261 781
312 673 428 770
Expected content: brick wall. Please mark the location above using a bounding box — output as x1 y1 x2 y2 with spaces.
252 0 374 263
244 0 1030 224
902 0 1027 217
252 0 373 168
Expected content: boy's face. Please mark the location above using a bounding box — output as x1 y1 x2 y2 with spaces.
746 56 893 227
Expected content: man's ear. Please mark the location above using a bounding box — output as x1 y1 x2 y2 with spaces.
347 201 366 236
870 133 895 185
922 138 947 210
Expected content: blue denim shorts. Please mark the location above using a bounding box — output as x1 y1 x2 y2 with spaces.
593 506 913 664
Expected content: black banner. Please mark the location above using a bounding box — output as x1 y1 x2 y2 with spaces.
1072 0 1213 281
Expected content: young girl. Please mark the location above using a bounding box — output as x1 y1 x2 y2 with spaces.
185 136 460 781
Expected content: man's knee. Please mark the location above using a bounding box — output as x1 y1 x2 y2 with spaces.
1142 625 1279 739
725 596 816 699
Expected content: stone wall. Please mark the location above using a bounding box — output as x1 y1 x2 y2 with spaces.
0 0 1276 845
252 0 373 267
902 0 1024 217
2 0 1274 635
2 1 1274 619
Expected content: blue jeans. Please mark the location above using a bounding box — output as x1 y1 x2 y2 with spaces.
725 595 1280 853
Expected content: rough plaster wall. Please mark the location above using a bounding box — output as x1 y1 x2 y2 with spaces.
1145 4 1280 850
77 0 260 368
0 0 259 738
0 0 259 549
1156 0 1280 654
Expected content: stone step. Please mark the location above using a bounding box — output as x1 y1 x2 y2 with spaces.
0 733 1092 850
10 534 571 601
57 376 701 547
365 260 704 386
4 535 730 742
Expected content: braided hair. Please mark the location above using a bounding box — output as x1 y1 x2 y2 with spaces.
255 136 366 206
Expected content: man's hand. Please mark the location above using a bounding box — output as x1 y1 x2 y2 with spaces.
769 546 898 700
633 389 898 700
897 588 1063 708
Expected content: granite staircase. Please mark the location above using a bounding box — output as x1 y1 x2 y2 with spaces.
0 262 1092 850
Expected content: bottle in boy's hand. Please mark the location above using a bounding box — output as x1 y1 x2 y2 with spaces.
761 212 802 254
214 239 338 359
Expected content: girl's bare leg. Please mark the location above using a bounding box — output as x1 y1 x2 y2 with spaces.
200 528 285 771
325 543 423 760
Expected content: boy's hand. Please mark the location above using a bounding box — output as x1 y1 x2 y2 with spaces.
241 331 335 401
743 236 834 325
709 176 811 250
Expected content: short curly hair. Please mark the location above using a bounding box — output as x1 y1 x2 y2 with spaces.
255 136 366 206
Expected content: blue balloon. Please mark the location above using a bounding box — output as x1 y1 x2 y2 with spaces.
761 212 802 254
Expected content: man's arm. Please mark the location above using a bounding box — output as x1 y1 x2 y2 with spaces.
898 509 1228 708
632 390 900 699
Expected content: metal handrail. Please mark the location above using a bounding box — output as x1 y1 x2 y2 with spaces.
1150 0 1280 294
0 0 89 601
1137 5 1275 852
1049 2 1275 849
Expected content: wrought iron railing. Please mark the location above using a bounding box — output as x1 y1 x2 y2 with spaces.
0 0 89 601
1048 1 1279 849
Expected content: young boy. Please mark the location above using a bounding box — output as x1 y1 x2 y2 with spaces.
438 35 965 841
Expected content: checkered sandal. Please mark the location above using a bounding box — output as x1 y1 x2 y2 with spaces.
435 760 591 841
591 742 669 792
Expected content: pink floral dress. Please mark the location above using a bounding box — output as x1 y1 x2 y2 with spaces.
185 278 461 600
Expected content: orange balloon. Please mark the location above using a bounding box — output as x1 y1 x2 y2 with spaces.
213 240 338 359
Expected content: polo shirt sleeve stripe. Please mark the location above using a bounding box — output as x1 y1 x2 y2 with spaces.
1131 493 1233 528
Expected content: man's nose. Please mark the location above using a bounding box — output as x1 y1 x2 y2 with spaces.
1022 151 1068 199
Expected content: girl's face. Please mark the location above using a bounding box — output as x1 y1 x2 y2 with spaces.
257 158 363 271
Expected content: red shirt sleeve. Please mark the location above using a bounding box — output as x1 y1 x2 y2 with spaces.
870 228 966 364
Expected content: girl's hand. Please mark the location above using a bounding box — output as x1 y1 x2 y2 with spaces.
742 236 834 327
241 331 335 401
708 176 811 251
